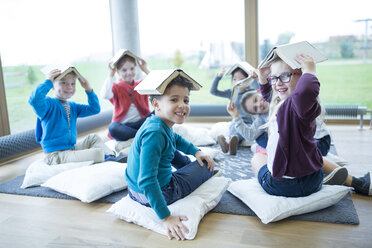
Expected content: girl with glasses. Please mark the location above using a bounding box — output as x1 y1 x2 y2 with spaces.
250 54 372 197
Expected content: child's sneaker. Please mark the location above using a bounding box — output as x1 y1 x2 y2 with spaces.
323 167 348 185
217 135 229 153
229 135 239 155
351 172 372 196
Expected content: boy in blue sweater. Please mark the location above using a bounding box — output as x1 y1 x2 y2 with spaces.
125 75 217 241
29 68 114 165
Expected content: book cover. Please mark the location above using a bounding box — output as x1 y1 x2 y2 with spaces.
225 61 255 77
40 64 83 81
258 41 327 69
134 69 202 95
230 77 256 107
110 49 139 69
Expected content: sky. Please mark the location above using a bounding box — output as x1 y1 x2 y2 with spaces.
0 0 371 66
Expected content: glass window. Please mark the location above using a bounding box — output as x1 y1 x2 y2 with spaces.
258 0 372 109
0 0 112 134
138 0 246 105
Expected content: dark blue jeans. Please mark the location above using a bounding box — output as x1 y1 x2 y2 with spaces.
162 160 214 205
130 160 213 206
258 165 323 197
109 111 154 141
316 135 331 156
256 132 268 148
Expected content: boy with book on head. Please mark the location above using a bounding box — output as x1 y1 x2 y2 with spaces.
210 62 262 155
251 53 372 197
126 73 218 241
29 67 115 165
100 49 152 142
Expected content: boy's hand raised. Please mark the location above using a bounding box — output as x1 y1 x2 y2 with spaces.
47 69 61 82
162 215 189 241
78 75 93 92
138 58 150 75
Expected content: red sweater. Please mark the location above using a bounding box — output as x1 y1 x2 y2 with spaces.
110 79 150 122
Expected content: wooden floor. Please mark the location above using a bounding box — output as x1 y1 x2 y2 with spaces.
0 124 372 248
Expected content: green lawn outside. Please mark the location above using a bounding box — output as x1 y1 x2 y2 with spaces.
3 58 372 134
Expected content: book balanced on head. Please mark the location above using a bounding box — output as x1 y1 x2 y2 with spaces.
258 41 327 69
224 61 255 77
41 64 83 81
134 69 202 95
109 49 139 69
225 61 257 104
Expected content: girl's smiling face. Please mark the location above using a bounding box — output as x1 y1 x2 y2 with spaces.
117 61 136 83
270 61 301 101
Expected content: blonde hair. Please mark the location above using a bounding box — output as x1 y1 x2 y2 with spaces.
261 58 301 134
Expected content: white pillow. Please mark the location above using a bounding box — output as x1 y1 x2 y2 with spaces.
208 122 231 141
107 176 230 240
173 124 216 146
228 178 351 224
42 161 127 203
21 159 94 189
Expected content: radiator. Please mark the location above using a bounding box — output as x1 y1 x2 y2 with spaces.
325 105 368 128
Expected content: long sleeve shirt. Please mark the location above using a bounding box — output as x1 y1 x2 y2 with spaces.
260 73 323 179
125 115 199 219
28 79 100 153
101 77 150 123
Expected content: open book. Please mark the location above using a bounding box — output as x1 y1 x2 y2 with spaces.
134 69 202 95
110 49 139 69
230 77 256 108
258 41 327 69
41 64 83 81
225 61 255 77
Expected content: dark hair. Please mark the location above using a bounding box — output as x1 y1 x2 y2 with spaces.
149 75 192 103
232 68 248 78
116 55 136 70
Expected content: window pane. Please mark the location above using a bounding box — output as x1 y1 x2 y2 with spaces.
258 0 372 109
0 0 112 134
138 0 246 105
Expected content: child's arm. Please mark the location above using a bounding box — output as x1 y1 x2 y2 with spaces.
292 54 320 119
138 132 189 240
77 75 92 92
137 57 150 75
74 76 100 117
210 68 232 99
28 70 60 118
100 63 115 100
252 69 272 102
227 102 266 142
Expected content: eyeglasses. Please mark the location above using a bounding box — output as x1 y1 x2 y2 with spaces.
267 72 301 85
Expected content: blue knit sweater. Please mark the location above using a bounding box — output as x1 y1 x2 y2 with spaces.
125 115 199 219
28 79 100 153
